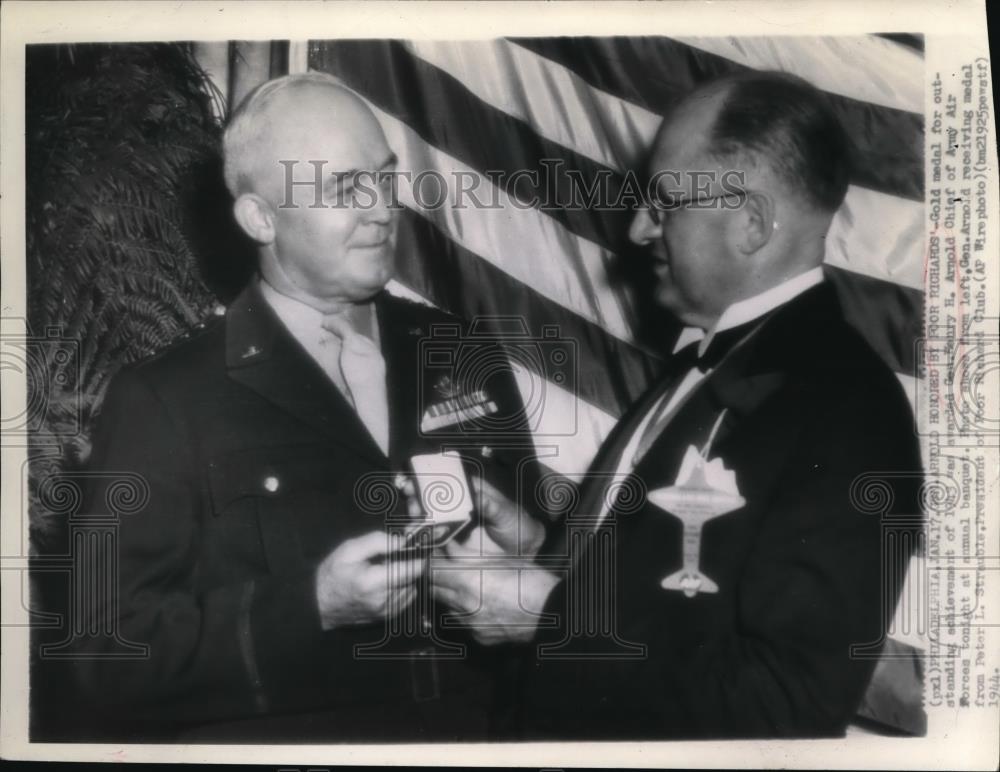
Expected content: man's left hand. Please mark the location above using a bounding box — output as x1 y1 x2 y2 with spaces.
431 530 561 646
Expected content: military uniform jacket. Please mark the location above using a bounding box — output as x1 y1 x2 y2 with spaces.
75 282 535 741
516 282 922 740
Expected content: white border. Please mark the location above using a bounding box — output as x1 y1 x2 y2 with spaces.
2 1 997 768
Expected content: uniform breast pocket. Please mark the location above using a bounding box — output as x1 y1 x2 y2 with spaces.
205 448 318 575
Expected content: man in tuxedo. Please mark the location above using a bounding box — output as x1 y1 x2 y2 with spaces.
72 73 531 741
434 70 921 739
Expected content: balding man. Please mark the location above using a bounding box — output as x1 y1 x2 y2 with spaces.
75 73 531 741
434 71 921 739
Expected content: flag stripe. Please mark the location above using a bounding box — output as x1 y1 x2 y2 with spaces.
508 360 618 480
826 186 924 291
510 36 923 201
403 38 660 172
404 38 924 292
671 35 923 114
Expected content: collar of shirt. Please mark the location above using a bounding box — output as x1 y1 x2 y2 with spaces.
258 278 380 349
672 266 825 356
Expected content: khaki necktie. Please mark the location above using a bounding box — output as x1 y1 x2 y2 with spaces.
321 313 390 456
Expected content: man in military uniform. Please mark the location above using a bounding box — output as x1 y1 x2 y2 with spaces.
74 72 534 742
433 70 922 739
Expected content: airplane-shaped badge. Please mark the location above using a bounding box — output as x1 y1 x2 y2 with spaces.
647 445 745 597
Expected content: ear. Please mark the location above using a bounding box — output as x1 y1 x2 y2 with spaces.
733 190 774 255
232 193 276 244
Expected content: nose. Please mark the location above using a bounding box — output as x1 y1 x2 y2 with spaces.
628 206 661 246
363 178 395 225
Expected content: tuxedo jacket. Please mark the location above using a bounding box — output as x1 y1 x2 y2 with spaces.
515 282 922 740
72 282 535 742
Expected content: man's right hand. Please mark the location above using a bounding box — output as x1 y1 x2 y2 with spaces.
471 477 546 557
315 531 424 631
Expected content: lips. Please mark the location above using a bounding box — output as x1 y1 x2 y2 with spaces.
354 236 389 249
354 230 392 249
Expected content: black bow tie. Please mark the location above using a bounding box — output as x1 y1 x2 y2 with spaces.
670 320 766 375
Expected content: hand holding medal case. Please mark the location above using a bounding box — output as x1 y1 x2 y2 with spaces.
394 451 476 556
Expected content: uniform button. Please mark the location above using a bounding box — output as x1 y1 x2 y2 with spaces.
263 475 280 493
480 445 493 458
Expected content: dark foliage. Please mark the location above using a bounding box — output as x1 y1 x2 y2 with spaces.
25 43 254 544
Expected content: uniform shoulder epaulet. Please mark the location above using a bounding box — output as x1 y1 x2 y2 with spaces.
136 304 227 362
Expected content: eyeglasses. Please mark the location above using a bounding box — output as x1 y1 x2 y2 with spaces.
645 190 748 225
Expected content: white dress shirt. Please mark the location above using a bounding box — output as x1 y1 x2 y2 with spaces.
594 267 825 526
258 279 388 437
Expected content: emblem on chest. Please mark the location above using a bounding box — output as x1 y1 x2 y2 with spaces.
420 375 499 432
646 413 744 598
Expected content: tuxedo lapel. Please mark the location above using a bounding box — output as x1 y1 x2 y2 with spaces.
225 283 388 467
573 370 679 522
630 385 722 490
626 282 838 490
